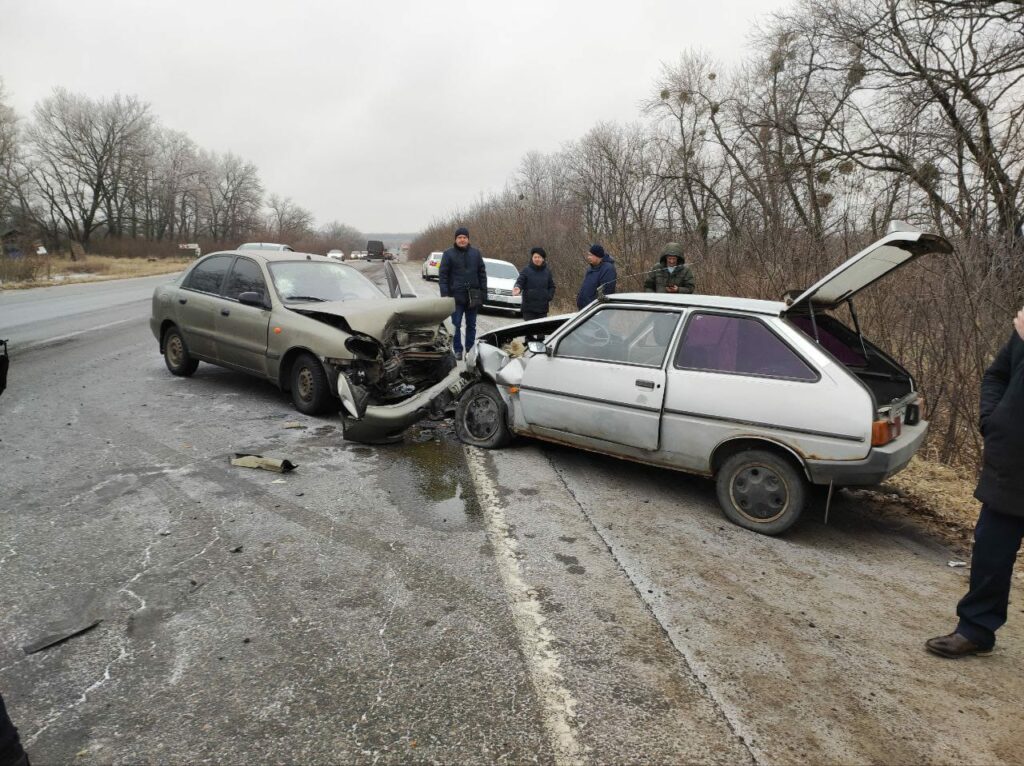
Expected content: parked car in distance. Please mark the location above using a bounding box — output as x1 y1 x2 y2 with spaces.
150 249 463 442
456 225 952 536
326 249 345 260
238 242 294 252
421 251 443 280
482 258 523 315
366 240 386 261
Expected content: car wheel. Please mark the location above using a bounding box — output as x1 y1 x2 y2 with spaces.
163 327 199 377
715 449 807 535
455 382 512 449
290 352 331 415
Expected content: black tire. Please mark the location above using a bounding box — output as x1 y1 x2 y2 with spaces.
455 382 512 448
290 352 331 415
163 327 199 377
715 449 807 535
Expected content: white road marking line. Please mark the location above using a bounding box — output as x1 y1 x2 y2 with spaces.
464 446 584 765
14 316 139 351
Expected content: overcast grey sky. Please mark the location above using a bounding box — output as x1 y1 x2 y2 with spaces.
2 0 787 232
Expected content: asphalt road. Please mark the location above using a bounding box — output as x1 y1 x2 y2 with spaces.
0 263 1022 764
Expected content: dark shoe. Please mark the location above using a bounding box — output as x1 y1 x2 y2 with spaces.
455 351 464 361
925 632 993 658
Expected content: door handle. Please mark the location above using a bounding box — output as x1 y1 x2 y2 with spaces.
635 379 655 389
221 309 230 316
178 298 187 304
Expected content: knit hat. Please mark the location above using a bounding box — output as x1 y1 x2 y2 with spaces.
530 246 547 259
455 227 469 237
588 243 607 259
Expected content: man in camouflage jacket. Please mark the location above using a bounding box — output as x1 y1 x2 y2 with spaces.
643 242 695 294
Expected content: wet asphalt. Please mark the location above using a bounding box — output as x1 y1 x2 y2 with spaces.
0 263 1022 764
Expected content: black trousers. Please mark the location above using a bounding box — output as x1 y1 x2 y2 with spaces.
0 692 26 766
522 309 548 321
956 504 1024 649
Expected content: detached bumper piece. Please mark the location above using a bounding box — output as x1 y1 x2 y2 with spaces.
338 368 471 444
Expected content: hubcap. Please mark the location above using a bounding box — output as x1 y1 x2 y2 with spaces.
297 367 314 402
730 464 788 522
464 394 499 440
167 335 183 367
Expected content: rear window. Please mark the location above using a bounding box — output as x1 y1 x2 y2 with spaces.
675 313 817 381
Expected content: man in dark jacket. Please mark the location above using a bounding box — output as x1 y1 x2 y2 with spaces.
643 242 695 294
438 226 487 360
927 309 1024 658
513 247 556 320
576 244 617 309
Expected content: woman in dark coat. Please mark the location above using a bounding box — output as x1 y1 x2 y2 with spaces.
513 247 556 320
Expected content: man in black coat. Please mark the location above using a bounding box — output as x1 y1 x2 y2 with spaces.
0 691 28 766
438 226 487 360
927 308 1024 658
512 247 556 321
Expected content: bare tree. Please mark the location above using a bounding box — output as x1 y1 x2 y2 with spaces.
266 194 315 242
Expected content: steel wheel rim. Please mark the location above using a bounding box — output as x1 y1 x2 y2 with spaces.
167 335 184 367
465 394 499 440
730 463 788 522
297 366 315 402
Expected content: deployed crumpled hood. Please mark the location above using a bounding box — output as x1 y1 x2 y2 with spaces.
290 297 454 341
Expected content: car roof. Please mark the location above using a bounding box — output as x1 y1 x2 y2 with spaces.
605 292 786 316
205 249 342 264
484 257 516 265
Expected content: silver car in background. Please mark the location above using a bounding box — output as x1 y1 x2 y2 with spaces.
455 226 951 535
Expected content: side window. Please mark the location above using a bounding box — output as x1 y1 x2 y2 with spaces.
556 308 679 367
223 257 267 301
184 255 233 295
675 313 817 381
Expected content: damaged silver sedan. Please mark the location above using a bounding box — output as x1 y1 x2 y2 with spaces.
456 226 951 535
150 250 465 441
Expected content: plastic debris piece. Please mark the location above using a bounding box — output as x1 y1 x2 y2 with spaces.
283 422 307 429
22 619 102 655
271 479 287 484
230 453 297 473
947 560 967 568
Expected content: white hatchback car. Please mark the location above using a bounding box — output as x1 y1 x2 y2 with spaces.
456 226 951 535
421 251 443 280
482 257 523 315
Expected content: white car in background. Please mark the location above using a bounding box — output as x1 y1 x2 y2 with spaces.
326 249 345 260
421 251 443 280
483 258 523 315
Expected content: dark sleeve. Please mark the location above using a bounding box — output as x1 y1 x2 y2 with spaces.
604 264 617 296
478 253 487 288
547 271 555 301
681 266 695 294
980 334 1015 431
643 268 656 292
438 252 451 297
515 268 527 292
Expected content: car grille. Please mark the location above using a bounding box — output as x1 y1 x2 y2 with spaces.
490 288 513 296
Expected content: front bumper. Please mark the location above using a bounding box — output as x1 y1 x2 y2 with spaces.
485 291 521 309
339 367 471 443
805 420 928 486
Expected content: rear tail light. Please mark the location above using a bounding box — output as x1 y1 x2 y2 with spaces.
871 416 903 446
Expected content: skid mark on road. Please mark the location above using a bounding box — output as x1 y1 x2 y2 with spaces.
464 446 583 765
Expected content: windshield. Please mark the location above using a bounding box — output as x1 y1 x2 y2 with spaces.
487 260 519 280
268 261 384 302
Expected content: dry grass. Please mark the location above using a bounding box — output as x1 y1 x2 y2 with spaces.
0 253 191 289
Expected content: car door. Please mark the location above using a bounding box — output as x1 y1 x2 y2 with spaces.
518 307 679 451
216 256 272 374
177 255 234 359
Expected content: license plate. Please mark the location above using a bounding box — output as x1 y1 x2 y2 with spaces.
447 376 469 398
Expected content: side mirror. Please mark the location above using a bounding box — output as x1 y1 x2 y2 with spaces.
526 340 548 356
238 291 268 309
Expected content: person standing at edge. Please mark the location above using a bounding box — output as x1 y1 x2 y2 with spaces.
513 247 556 320
0 691 29 766
438 226 487 360
643 242 695 294
926 307 1024 658
576 243 617 309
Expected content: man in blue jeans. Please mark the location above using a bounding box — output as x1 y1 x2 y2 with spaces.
438 226 487 360
927 307 1024 658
